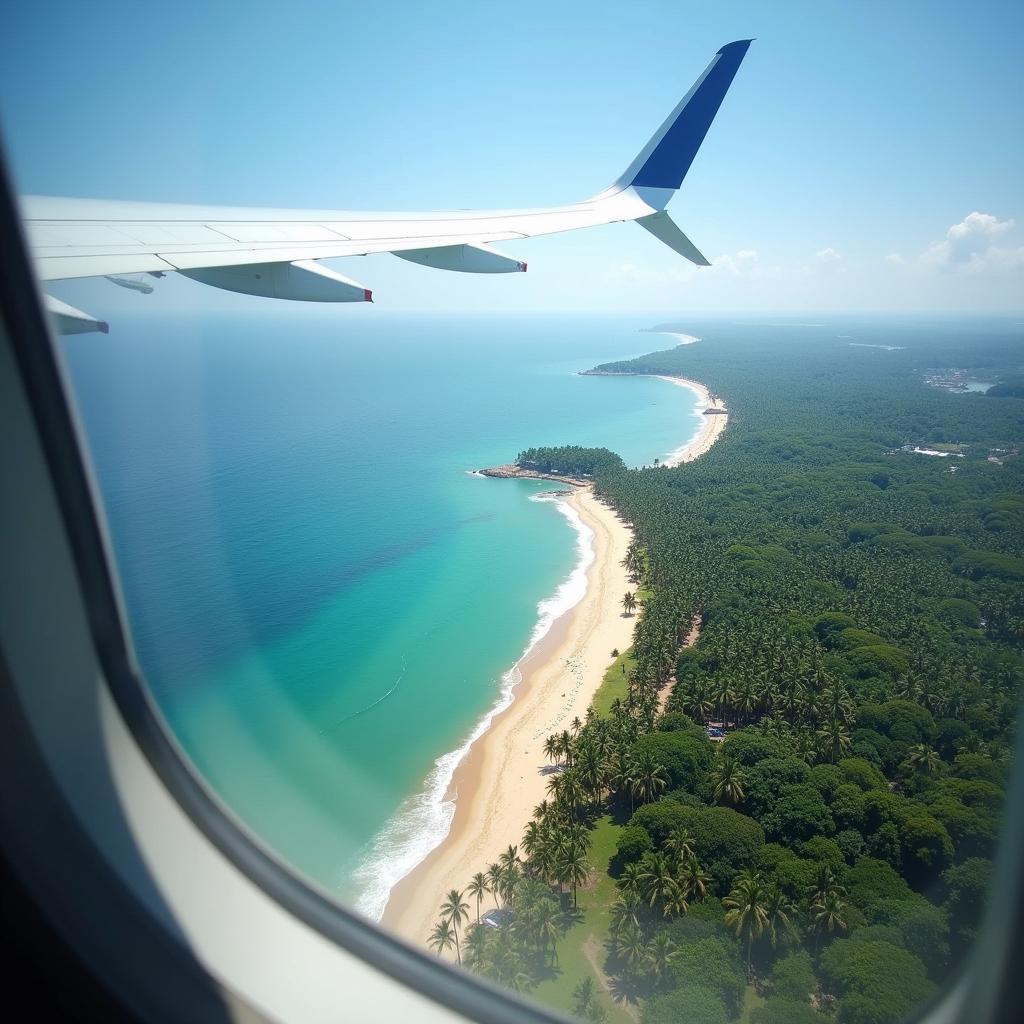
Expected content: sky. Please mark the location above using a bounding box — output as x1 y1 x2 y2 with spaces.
1 0 1022 316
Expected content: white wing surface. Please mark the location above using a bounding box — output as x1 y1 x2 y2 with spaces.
23 41 751 330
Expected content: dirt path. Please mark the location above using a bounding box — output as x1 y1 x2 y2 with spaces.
582 935 640 1023
655 614 702 716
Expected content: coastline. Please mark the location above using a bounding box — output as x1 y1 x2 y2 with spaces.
381 486 635 943
657 376 728 466
653 330 700 345
378 375 728 946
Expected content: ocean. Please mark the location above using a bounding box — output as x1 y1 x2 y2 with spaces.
59 312 702 916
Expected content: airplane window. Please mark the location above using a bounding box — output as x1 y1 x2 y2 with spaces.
1 6 1021 1024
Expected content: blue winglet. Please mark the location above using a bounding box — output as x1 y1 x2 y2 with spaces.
629 40 752 191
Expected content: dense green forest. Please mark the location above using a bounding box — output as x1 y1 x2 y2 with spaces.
516 446 626 478
430 321 1023 1024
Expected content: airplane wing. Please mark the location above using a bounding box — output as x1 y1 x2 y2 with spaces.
23 40 751 332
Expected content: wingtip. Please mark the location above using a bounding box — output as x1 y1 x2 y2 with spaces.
717 39 754 55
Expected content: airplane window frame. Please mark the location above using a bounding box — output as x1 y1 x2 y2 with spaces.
0 138 1021 1024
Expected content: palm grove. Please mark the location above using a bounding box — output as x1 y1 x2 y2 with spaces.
428 321 1022 1024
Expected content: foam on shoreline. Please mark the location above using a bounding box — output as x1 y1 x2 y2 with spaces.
350 487 594 921
655 376 728 467
654 330 701 345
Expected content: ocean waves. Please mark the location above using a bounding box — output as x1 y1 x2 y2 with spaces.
349 487 594 921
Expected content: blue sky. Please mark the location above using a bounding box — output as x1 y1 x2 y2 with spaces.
2 0 1022 314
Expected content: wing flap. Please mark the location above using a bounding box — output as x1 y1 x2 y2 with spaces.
37 253 177 280
180 260 372 302
395 243 527 273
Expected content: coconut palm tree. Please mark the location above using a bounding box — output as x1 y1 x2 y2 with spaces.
576 741 605 806
609 897 642 936
557 840 589 908
464 921 493 971
763 885 795 947
439 888 470 963
627 749 668 806
612 922 646 973
645 931 679 988
532 831 558 886
661 887 690 920
532 897 563 965
605 747 633 808
710 755 747 806
543 733 561 766
499 860 522 905
681 679 715 724
621 541 643 582
734 678 758 726
817 715 852 763
723 871 769 978
678 855 713 903
532 799 554 824
466 872 489 925
904 742 942 776
664 828 696 865
810 889 848 949
485 863 503 909
490 939 531 992
806 864 846 907
557 770 586 822
622 592 638 616
521 820 545 864
714 678 736 728
566 821 592 859
428 919 457 959
498 844 520 876
638 852 679 911
617 862 644 901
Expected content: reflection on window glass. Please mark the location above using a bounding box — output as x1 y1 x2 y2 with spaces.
3 5 1022 1024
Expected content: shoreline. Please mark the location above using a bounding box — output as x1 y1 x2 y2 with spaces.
651 330 700 345
380 486 635 943
657 376 729 466
377 375 727 945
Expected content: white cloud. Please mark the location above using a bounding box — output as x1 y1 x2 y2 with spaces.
921 211 1022 271
948 211 1014 242
884 253 904 265
981 246 1024 271
816 247 841 262
711 248 760 274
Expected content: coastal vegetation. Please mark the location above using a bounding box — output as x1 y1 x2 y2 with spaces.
430 325 1022 1024
517 446 627 479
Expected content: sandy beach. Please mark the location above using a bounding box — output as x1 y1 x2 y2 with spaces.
657 331 701 345
658 376 729 466
381 487 635 943
380 378 727 946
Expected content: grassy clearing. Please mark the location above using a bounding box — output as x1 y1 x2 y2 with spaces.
593 649 636 718
528 815 634 1024
739 983 766 1022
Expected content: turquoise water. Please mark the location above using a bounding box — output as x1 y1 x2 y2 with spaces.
60 313 700 914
